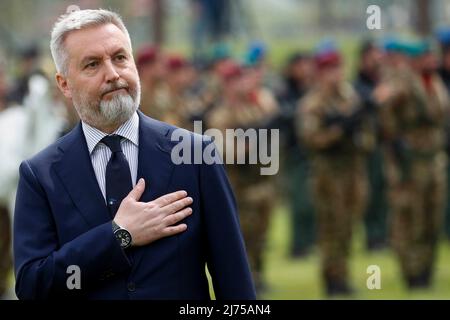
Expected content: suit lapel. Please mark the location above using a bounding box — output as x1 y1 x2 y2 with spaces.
136 111 176 203
54 123 111 227
133 112 177 267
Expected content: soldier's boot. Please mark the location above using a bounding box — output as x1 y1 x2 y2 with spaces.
367 237 388 251
291 246 311 258
407 269 432 289
325 276 354 297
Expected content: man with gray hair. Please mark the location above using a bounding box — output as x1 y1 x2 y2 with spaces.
13 9 255 300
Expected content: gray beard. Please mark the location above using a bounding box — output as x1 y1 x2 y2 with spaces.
73 84 141 130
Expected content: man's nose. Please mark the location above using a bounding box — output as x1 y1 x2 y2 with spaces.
104 59 120 83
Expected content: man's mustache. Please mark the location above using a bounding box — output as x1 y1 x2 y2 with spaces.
101 81 130 97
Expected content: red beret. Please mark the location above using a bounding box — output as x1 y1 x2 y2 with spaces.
136 45 159 68
218 61 242 82
166 55 188 71
315 51 342 69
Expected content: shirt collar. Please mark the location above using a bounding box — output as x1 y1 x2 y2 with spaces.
81 112 139 154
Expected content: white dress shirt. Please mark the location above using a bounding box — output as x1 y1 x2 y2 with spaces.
81 112 139 201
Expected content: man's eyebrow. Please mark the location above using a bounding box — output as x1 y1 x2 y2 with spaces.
111 47 129 57
80 55 101 67
79 48 129 66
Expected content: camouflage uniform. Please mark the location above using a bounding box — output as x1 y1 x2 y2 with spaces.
436 29 450 240
354 70 388 251
139 83 170 121
151 86 205 131
277 66 315 258
379 67 448 288
298 83 373 295
142 71 215 131
207 87 279 292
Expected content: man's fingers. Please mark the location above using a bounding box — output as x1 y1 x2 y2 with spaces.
152 190 188 207
128 178 145 201
163 207 192 226
160 197 193 216
162 223 188 236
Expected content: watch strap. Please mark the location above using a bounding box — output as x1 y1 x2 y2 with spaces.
112 220 121 233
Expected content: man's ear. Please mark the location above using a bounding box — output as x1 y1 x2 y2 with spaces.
55 73 72 99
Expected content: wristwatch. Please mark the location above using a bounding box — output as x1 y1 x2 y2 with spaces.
112 221 132 249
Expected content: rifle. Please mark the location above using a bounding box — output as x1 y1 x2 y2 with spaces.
323 96 377 136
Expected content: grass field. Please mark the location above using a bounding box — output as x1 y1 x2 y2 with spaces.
257 204 450 300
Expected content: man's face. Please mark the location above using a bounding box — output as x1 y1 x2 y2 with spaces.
56 23 141 130
224 76 245 98
419 52 438 75
240 67 261 92
362 48 382 73
291 59 315 84
320 64 343 88
140 55 167 85
168 67 191 90
385 52 409 69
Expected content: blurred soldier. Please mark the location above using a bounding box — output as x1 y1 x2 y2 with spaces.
354 40 388 251
135 45 167 119
207 61 279 294
198 43 233 119
277 52 316 257
241 62 280 289
8 44 46 106
297 43 373 296
436 28 450 239
375 40 448 289
153 55 204 130
244 41 283 93
0 59 11 298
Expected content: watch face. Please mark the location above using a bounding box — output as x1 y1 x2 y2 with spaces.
115 229 132 248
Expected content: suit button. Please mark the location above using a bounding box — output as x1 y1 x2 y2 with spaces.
106 271 115 278
127 282 136 292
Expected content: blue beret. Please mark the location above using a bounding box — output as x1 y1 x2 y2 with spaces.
244 41 267 66
436 28 450 45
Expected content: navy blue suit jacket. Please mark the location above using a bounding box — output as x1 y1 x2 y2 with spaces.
13 112 256 300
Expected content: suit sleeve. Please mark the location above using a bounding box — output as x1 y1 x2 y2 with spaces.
199 140 256 300
13 160 131 300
